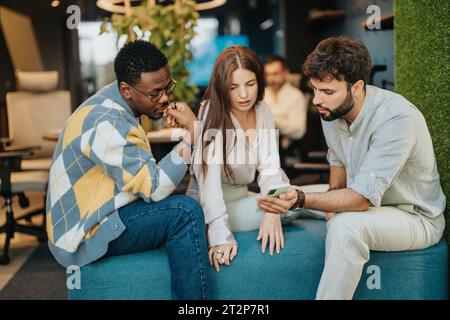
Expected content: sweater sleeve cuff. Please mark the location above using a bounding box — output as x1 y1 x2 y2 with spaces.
158 151 188 187
206 214 237 247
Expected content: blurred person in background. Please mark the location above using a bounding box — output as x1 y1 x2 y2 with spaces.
264 55 309 166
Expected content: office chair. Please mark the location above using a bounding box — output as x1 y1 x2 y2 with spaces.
0 70 71 264
0 150 48 265
6 70 72 170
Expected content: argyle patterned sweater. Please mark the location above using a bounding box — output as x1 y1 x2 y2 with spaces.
46 81 187 267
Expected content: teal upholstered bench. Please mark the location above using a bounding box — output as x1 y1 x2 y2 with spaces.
68 218 448 300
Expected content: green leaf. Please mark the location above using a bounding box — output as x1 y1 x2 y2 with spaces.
101 0 199 104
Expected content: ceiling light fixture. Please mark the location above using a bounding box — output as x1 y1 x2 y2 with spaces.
96 0 227 14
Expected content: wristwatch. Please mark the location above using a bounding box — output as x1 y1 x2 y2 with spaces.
289 189 305 210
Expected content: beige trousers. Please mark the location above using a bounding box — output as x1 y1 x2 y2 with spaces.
316 206 445 299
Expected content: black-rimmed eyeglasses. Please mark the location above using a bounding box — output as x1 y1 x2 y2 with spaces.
126 78 177 102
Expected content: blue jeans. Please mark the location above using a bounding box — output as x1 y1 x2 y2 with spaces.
104 195 211 300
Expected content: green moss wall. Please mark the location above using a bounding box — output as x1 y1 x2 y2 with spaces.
394 0 450 244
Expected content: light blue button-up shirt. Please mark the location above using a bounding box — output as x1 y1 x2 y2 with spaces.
322 85 446 220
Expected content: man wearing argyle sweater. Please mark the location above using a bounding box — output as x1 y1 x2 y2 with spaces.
46 41 210 299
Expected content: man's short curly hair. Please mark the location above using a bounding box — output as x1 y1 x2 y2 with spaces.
302 36 372 86
114 40 168 86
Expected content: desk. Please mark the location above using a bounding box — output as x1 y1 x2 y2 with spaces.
2 145 41 153
43 127 185 144
42 129 62 142
147 128 186 143
293 162 329 171
0 137 13 145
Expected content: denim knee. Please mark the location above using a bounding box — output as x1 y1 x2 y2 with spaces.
179 195 205 225
185 196 205 224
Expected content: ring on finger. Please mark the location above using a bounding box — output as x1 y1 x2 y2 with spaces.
216 254 224 263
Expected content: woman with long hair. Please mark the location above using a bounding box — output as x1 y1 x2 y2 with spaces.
186 46 300 272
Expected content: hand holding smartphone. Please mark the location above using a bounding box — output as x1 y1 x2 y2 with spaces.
265 183 291 198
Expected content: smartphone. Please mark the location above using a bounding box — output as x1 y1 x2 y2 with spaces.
265 183 291 198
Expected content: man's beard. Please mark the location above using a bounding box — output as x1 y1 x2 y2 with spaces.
148 113 163 120
317 89 354 122
148 102 169 120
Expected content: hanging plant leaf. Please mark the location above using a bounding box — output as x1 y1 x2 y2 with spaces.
101 0 199 132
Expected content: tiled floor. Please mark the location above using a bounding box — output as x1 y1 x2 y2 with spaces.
0 191 44 291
